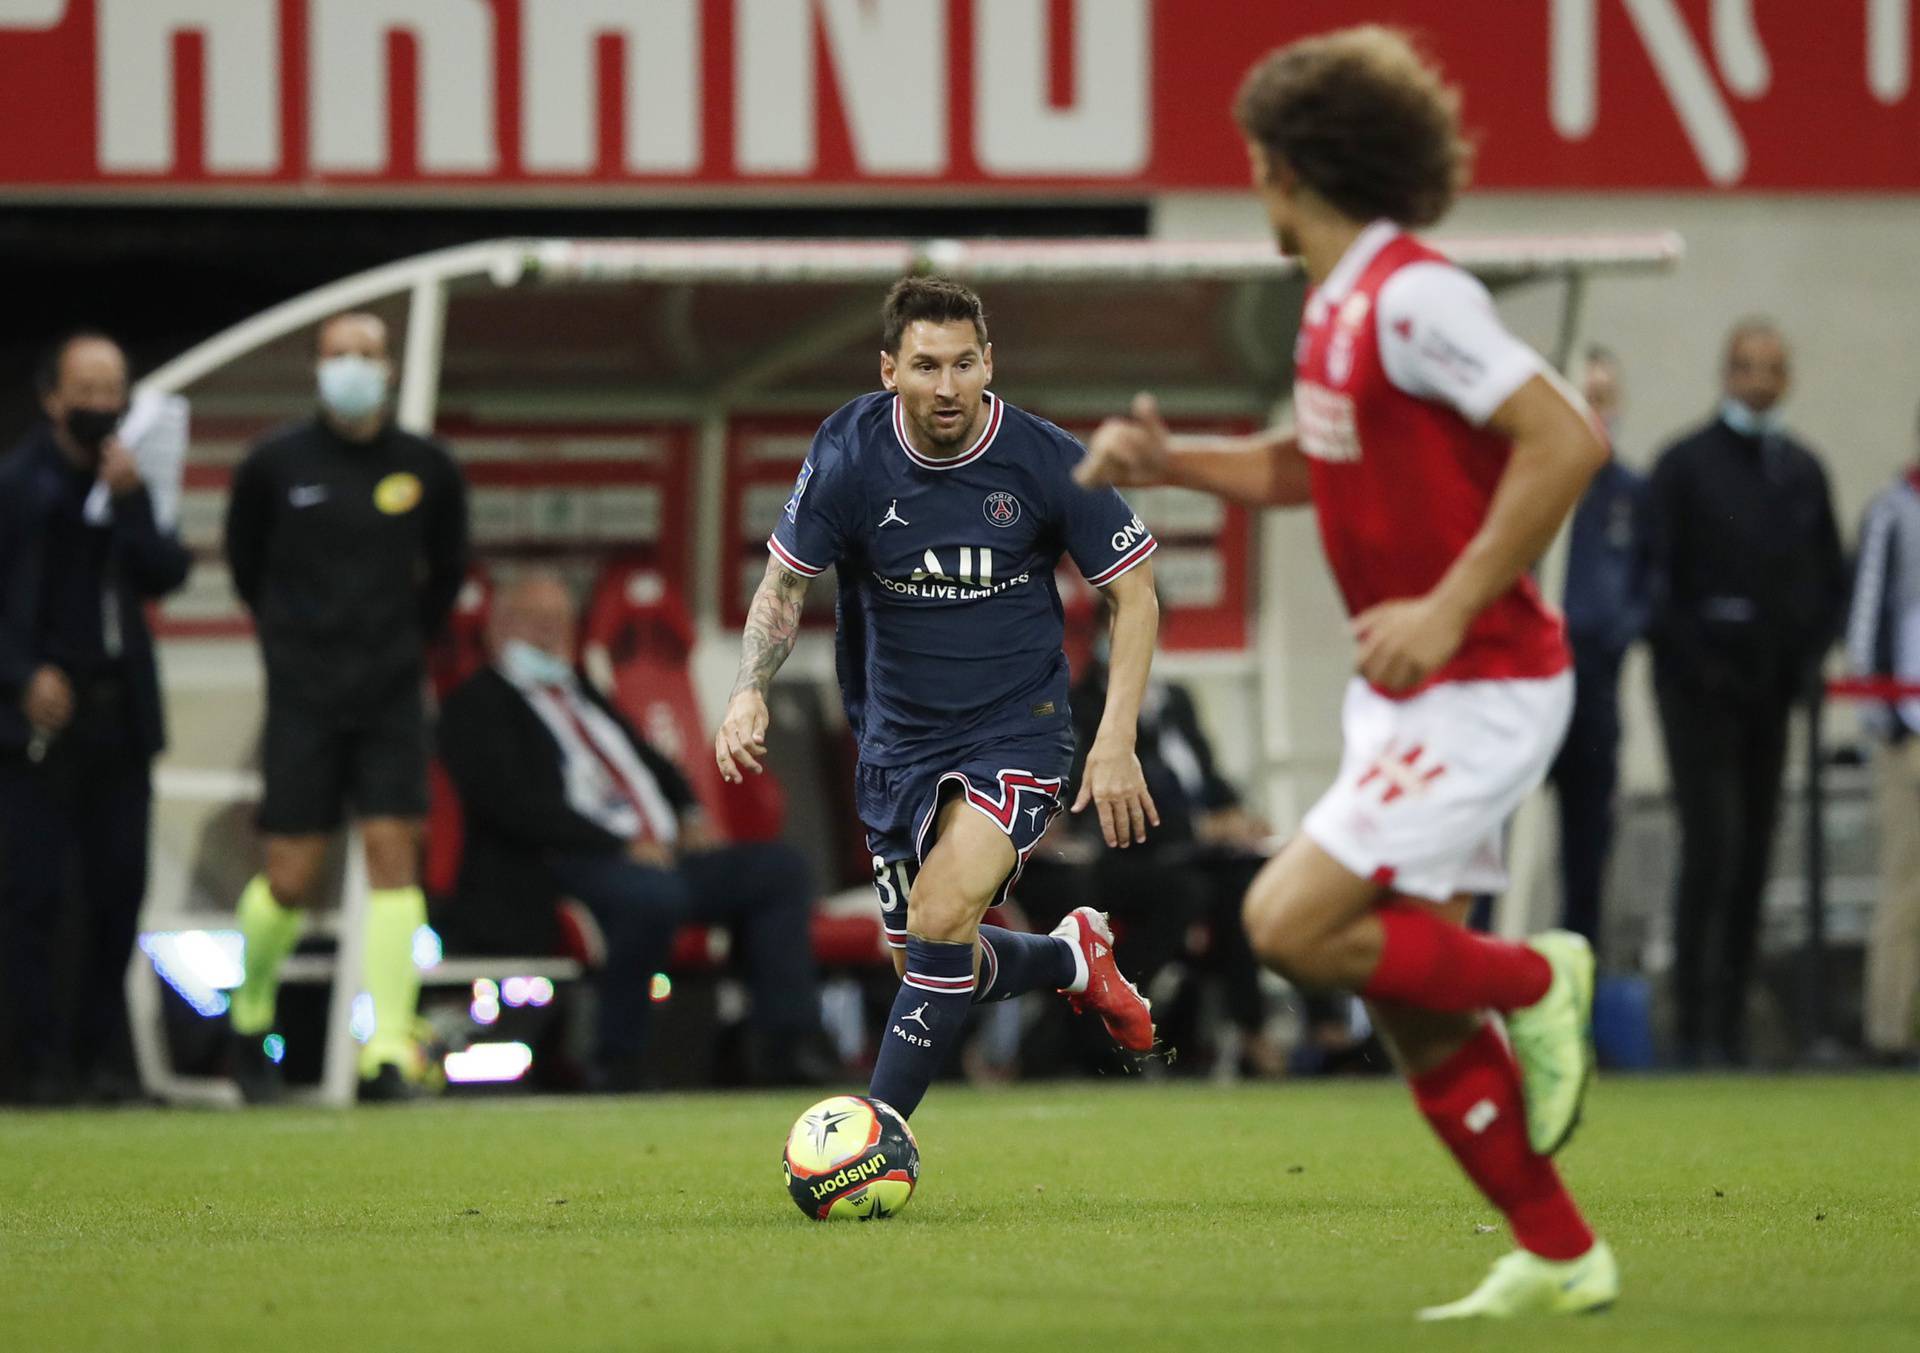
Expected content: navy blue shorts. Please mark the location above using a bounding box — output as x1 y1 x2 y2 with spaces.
857 734 1073 949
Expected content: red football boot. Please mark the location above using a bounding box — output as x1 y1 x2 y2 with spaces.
1051 907 1155 1053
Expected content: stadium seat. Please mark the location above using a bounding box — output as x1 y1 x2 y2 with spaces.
427 567 495 700
581 556 786 842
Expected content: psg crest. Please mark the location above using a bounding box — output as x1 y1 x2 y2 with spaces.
982 491 1021 527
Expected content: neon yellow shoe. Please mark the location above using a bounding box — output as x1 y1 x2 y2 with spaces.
1417 1240 1619 1321
1504 929 1596 1155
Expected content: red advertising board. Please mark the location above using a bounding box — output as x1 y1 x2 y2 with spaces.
0 1 1913 198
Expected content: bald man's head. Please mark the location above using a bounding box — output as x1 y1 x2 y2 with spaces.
490 571 577 661
317 312 389 361
1724 318 1790 414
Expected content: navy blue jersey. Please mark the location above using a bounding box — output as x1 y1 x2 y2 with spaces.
769 390 1155 767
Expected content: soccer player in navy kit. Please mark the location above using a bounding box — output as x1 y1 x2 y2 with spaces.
715 278 1161 1122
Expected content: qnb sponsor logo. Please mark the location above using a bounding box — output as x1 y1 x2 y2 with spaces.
51 0 1152 180
1294 381 1361 464
807 1152 891 1200
1109 515 1150 553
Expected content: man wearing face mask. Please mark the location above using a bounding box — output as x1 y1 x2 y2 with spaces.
436 572 830 1091
1546 346 1649 948
221 311 469 1102
0 331 191 1104
1644 318 1845 1067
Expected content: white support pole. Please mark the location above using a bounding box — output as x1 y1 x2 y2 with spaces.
397 276 449 435
692 407 730 630
127 945 243 1108
316 826 371 1108
688 406 735 730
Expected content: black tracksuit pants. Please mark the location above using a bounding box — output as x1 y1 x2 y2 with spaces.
1655 679 1792 1065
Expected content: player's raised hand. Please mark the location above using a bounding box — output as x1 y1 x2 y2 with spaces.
1352 594 1471 692
1072 735 1161 849
715 688 771 783
1076 392 1172 489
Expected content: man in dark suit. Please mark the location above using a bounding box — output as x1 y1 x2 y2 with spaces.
0 332 192 1103
1548 345 1650 947
436 571 827 1090
1645 318 1846 1066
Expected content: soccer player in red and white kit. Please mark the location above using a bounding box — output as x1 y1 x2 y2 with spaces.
1079 28 1618 1320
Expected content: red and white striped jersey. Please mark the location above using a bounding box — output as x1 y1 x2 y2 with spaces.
1293 221 1570 695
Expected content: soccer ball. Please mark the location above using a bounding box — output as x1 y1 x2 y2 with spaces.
782 1094 919 1221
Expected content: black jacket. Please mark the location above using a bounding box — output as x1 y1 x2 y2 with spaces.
1069 667 1237 848
0 426 192 758
434 666 697 954
1645 415 1845 707
224 416 468 709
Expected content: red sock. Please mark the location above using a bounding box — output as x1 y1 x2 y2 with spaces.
1362 902 1551 1013
1410 1022 1595 1261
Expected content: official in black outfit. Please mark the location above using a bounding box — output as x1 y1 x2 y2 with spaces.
0 332 191 1103
436 573 828 1090
1645 319 1845 1066
221 311 469 1101
1548 347 1649 947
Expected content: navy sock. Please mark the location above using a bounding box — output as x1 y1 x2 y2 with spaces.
867 937 975 1119
974 925 1075 1004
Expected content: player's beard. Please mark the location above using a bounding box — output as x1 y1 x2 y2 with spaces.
914 397 982 453
1275 221 1300 257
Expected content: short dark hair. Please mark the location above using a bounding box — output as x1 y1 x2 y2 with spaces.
1584 343 1620 369
1233 26 1471 228
35 328 121 397
881 277 988 354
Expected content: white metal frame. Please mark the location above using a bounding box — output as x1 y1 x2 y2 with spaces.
134 232 1680 1103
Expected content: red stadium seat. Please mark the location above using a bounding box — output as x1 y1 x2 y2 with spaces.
423 567 494 900
427 567 495 700
581 557 786 842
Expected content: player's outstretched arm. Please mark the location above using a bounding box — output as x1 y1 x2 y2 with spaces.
1075 393 1312 508
1353 372 1608 691
1072 563 1163 849
716 557 810 783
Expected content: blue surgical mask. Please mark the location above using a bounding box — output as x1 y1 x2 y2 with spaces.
1720 397 1781 440
500 639 574 689
317 355 389 421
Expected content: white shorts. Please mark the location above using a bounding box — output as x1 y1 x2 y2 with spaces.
1301 673 1574 903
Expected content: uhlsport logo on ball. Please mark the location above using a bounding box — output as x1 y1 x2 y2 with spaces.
782 1094 919 1221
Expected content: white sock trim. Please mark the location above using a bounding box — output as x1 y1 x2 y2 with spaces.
1059 930 1089 994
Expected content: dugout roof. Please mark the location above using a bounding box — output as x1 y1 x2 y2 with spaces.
146 233 1683 429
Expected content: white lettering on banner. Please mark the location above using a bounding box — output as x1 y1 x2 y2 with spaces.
736 0 946 175
974 0 1148 174
96 0 279 173
1870 0 1912 104
0 1 66 28
1548 0 1914 184
522 0 699 173
310 0 496 173
1295 382 1360 465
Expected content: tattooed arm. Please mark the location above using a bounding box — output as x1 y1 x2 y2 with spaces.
715 556 811 783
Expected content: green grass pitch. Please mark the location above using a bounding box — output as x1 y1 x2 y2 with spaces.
3 1075 1914 1352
